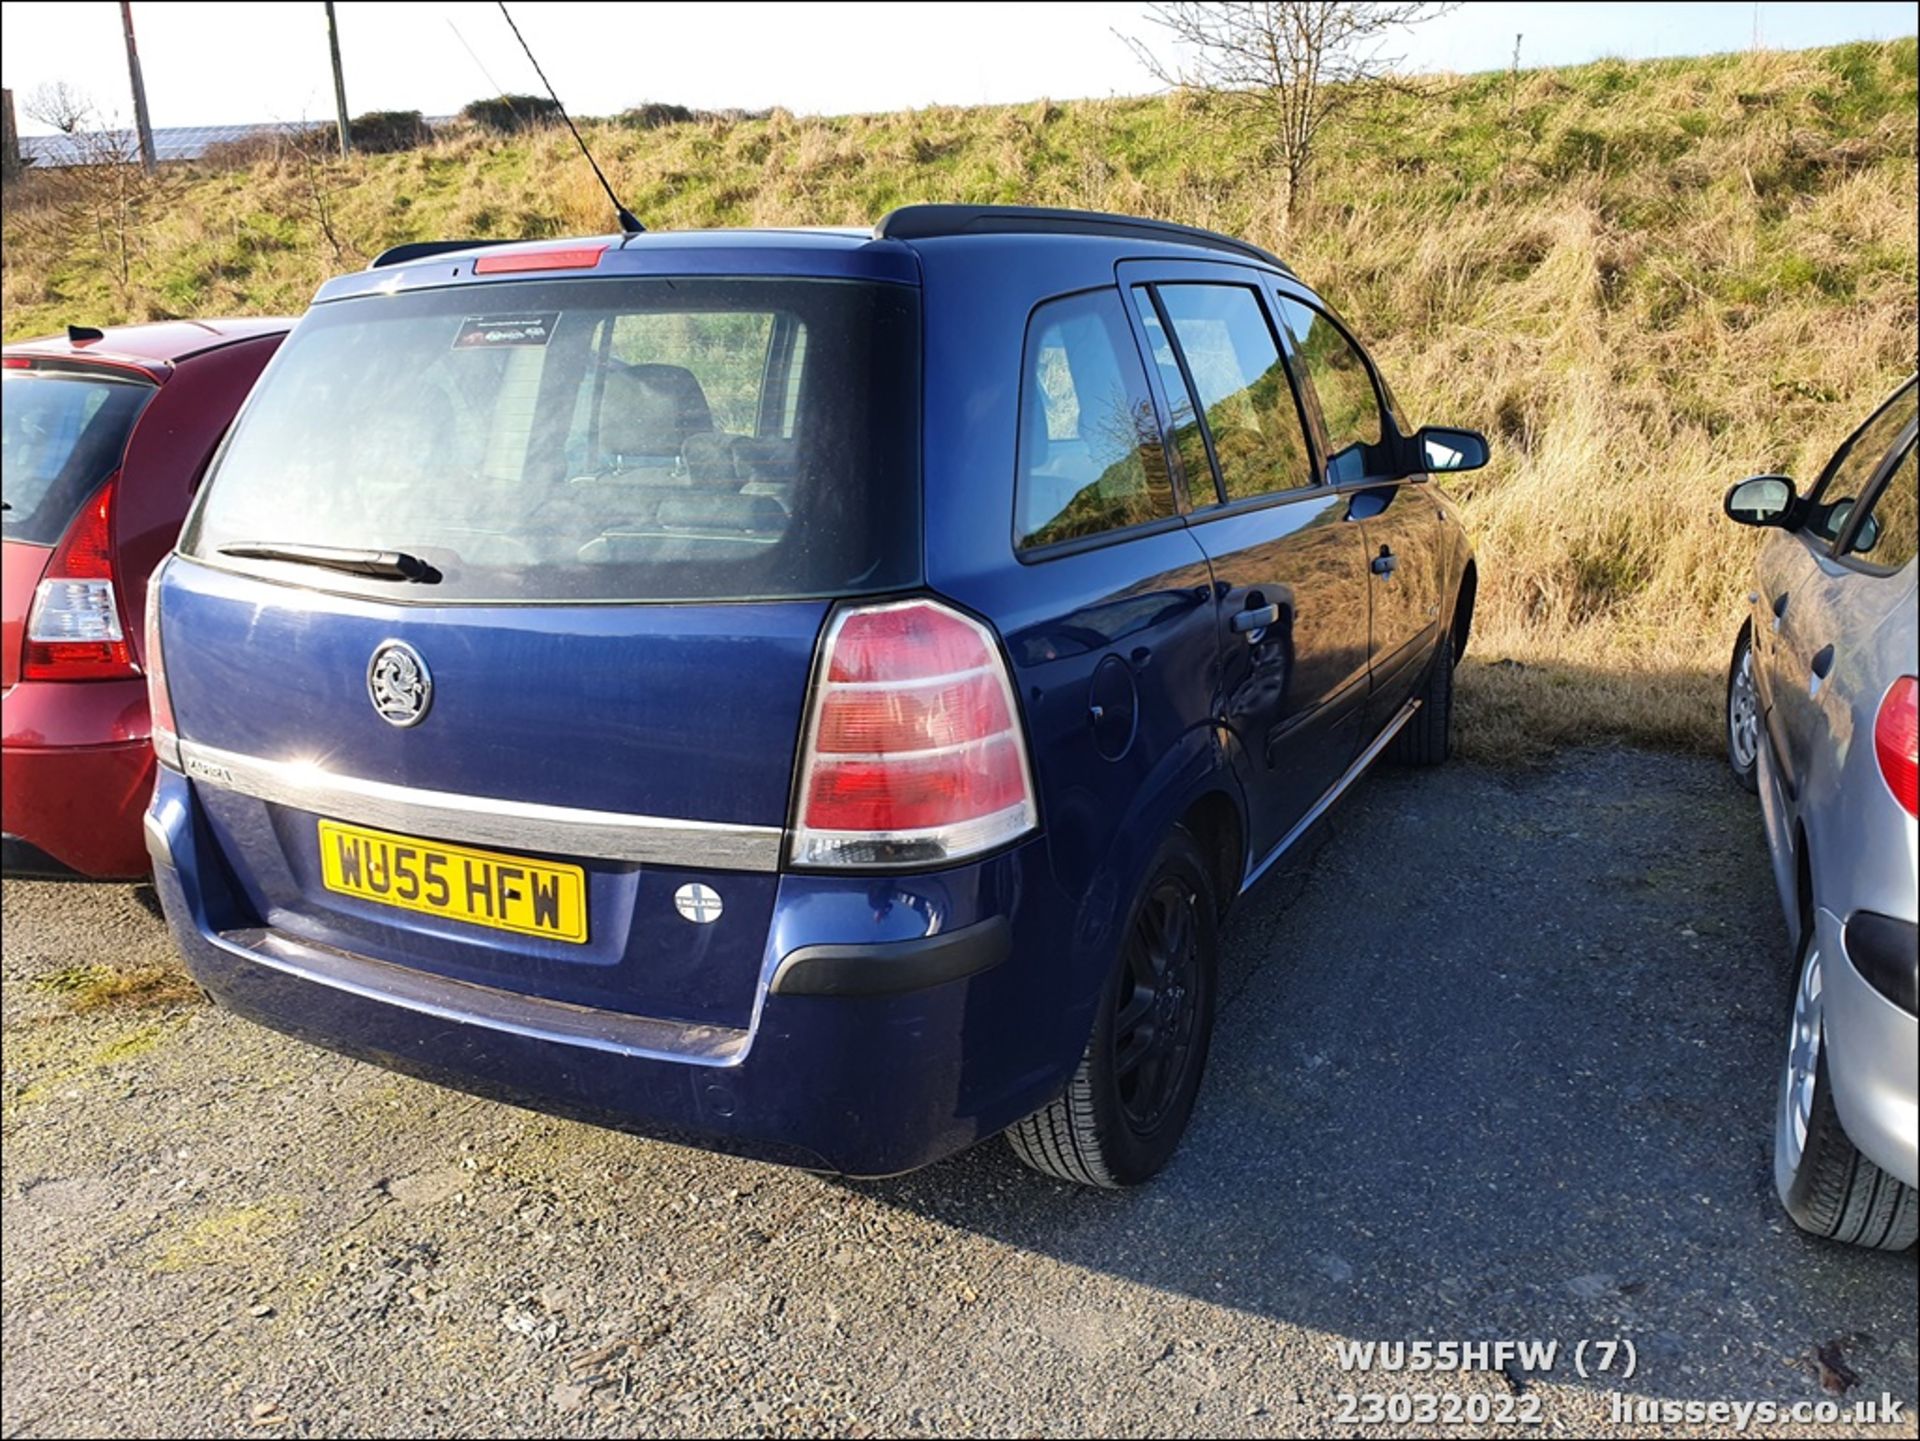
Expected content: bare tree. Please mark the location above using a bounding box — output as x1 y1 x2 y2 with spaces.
284 121 352 264
24 81 95 135
11 90 153 300
1127 2 1453 225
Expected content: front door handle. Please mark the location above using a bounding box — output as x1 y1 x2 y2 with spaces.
1809 644 1835 696
1370 546 1397 577
1231 603 1281 635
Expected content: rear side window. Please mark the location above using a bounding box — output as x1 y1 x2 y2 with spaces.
1131 289 1215 507
1016 290 1175 551
1817 384 1916 504
185 278 920 603
1 369 154 544
1154 284 1315 502
1845 442 1916 572
1277 299 1384 484
1809 384 1917 545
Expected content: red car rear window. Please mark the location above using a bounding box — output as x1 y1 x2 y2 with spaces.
2 369 155 546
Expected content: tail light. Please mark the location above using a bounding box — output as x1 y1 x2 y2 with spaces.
789 598 1038 867
1873 675 1918 818
22 476 137 681
145 570 181 769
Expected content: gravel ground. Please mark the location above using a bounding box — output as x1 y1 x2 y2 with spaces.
2 747 1914 1439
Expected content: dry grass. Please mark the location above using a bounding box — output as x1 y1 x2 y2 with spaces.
1454 656 1720 764
35 961 203 1013
3 41 1914 758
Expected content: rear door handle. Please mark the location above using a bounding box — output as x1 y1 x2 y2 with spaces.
1772 592 1789 631
1809 644 1835 695
1370 547 1398 577
1231 603 1280 635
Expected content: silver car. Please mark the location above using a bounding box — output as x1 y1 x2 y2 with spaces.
1723 375 1918 1250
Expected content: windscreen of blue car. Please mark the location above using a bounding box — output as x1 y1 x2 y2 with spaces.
183 277 921 602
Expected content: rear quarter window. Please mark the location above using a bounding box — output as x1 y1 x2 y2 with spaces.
184 277 920 603
1015 289 1175 551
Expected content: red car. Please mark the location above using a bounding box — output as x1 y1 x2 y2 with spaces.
2 318 289 879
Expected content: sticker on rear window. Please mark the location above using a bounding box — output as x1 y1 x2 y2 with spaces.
454 313 557 349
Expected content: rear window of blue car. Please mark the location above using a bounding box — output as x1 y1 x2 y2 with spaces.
184 277 920 603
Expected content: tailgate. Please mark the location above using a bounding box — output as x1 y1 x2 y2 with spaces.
161 557 823 1027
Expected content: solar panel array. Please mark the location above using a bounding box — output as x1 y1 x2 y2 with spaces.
20 121 313 166
19 119 454 167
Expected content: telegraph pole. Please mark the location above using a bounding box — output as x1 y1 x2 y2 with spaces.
325 1 351 156
119 1 156 172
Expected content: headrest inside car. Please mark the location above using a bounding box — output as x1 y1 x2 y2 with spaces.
599 363 714 458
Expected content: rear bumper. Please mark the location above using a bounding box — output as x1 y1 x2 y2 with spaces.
1822 906 1920 1189
147 767 1079 1176
2 833 90 880
1 678 155 878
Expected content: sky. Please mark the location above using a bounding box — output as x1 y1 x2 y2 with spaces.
1 0 1914 136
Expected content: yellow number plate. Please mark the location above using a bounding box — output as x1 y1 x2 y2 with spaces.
317 820 588 944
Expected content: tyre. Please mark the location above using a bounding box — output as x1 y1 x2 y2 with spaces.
1726 625 1760 794
1385 630 1454 766
1774 934 1918 1250
1007 828 1219 1187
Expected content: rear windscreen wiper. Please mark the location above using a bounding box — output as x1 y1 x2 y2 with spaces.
218 542 441 583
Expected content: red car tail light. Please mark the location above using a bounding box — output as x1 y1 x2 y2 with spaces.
1873 675 1918 818
145 571 181 769
22 476 138 682
789 598 1038 868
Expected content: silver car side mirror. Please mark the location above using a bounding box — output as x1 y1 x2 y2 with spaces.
1724 475 1797 528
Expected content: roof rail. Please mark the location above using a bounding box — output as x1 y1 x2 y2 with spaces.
367 239 521 270
872 205 1292 274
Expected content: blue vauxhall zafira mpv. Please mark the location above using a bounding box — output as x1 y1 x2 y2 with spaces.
144 205 1486 1185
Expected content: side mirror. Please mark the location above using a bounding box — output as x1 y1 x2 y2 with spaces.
1724 475 1797 528
1415 426 1489 475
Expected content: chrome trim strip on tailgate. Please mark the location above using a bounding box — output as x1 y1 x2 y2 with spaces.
175 739 784 872
227 927 750 1063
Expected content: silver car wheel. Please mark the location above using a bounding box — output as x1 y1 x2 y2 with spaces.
1728 643 1760 772
1778 941 1823 1177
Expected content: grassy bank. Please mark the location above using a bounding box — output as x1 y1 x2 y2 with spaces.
4 41 1915 760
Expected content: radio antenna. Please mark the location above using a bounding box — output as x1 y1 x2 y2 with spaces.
495 1 643 236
